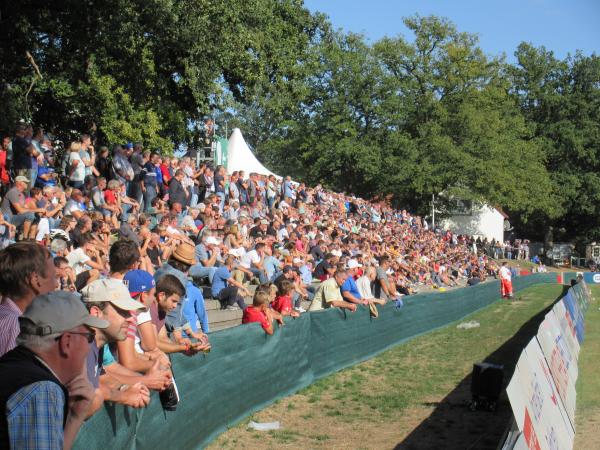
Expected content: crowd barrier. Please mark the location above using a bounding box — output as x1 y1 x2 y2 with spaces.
74 273 555 450
560 271 600 285
503 279 591 450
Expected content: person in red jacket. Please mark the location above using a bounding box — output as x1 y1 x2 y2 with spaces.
242 290 283 335
270 280 300 318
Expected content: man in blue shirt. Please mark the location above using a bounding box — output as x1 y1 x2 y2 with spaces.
212 255 251 310
340 260 369 306
155 242 210 334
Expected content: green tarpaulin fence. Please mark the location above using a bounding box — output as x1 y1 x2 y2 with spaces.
74 273 555 449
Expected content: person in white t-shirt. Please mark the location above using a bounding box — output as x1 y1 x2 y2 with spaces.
67 141 86 188
66 234 104 290
240 242 268 283
499 262 513 299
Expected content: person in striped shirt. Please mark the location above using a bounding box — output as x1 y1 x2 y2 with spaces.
0 242 56 358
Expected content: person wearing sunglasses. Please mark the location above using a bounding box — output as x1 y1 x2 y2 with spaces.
80 278 157 416
0 291 109 450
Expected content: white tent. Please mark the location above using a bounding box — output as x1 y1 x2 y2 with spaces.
226 128 280 178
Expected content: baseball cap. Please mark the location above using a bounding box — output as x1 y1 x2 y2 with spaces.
81 279 145 311
331 249 343 257
347 259 362 269
292 257 303 264
15 175 30 183
205 236 220 246
123 270 156 297
19 291 108 336
260 219 269 225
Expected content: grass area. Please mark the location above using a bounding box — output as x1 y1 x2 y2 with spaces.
574 285 599 450
208 283 565 450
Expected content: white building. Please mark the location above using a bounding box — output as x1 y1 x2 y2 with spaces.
440 202 507 242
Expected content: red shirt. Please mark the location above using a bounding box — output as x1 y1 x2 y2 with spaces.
242 306 271 332
270 295 292 315
160 164 171 184
0 150 9 185
104 189 117 205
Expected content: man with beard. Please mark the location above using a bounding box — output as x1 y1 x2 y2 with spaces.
81 279 157 416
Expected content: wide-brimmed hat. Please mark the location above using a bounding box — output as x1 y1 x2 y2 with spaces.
172 242 195 265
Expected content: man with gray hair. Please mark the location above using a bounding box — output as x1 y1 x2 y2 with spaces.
0 291 108 449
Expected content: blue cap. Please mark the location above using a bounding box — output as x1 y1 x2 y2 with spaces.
123 270 156 296
125 142 133 149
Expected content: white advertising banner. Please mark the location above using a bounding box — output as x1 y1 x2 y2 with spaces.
536 310 578 429
552 300 580 361
506 338 575 450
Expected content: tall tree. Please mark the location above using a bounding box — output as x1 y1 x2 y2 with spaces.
510 43 600 242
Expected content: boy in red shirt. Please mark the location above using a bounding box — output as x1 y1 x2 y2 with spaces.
270 279 300 318
242 290 283 335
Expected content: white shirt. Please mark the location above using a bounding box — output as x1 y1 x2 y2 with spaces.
241 249 261 269
68 151 85 182
499 266 512 281
356 275 374 299
67 247 91 275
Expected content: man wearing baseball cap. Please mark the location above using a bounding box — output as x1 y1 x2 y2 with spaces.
341 259 368 306
118 270 171 376
0 291 108 450
0 175 45 240
80 279 153 415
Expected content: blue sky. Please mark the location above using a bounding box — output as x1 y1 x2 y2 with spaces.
303 0 599 61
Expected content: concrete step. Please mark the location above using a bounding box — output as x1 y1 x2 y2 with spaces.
209 318 243 333
207 308 243 323
205 300 221 311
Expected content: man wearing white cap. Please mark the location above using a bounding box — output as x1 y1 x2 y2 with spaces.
0 291 109 450
190 234 220 283
81 279 153 415
341 259 369 306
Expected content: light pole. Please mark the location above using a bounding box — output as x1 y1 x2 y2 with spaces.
432 194 436 229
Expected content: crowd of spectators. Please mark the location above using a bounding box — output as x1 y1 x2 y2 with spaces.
0 123 502 447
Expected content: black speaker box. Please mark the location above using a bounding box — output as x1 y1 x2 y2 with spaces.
471 362 504 401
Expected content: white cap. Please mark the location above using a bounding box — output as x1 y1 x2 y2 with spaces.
81 279 145 311
346 259 362 269
292 257 303 264
205 236 219 246
331 249 342 257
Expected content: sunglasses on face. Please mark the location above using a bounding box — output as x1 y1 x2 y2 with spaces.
56 330 96 344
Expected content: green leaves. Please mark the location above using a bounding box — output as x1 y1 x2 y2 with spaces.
1 6 597 243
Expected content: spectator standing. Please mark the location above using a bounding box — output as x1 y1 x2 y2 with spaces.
499 262 513 299
128 143 145 205
168 169 187 207
66 142 85 189
12 123 37 191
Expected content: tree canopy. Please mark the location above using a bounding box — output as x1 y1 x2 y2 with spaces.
1 4 598 243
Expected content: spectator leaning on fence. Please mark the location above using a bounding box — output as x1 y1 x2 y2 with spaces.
0 291 108 450
242 289 284 335
81 278 154 415
308 270 357 312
